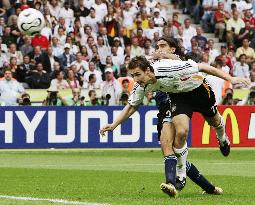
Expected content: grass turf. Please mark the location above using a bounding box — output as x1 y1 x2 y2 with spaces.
0 148 254 205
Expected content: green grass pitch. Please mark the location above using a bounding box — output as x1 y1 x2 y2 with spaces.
0 148 254 205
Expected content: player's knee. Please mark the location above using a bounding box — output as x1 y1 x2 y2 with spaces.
176 128 188 139
175 128 188 147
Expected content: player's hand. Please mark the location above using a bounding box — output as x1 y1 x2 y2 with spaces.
230 77 250 86
99 124 114 137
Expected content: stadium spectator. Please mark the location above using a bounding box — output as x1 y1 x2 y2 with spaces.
29 45 44 65
19 36 33 56
226 10 245 44
238 21 255 48
51 37 63 58
2 26 16 47
65 88 85 106
65 35 79 55
58 1 74 27
118 26 131 47
153 8 166 27
8 56 18 78
101 67 122 105
7 43 23 65
48 0 61 19
233 54 250 88
42 85 67 106
130 37 144 58
92 0 107 23
201 0 218 33
183 18 197 50
27 63 51 89
66 69 80 89
105 56 119 77
144 19 161 41
16 55 34 84
69 64 84 87
83 60 102 87
97 36 110 66
50 70 69 89
54 26 67 47
236 38 255 64
0 68 25 105
113 37 124 57
191 26 207 50
110 46 123 72
31 33 50 49
221 88 234 105
42 46 60 73
59 43 76 69
85 89 101 105
83 73 99 90
75 0 90 19
207 39 220 64
50 61 61 79
214 2 231 42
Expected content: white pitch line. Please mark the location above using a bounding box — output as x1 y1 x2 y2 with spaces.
0 195 110 205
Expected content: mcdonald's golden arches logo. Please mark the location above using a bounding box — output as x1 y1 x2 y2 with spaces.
202 108 240 144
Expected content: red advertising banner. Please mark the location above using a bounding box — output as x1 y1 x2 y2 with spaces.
191 106 255 147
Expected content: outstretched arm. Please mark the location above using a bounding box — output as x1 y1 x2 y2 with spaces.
99 104 138 136
198 63 250 86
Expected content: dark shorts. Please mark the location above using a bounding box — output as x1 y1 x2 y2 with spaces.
169 80 217 119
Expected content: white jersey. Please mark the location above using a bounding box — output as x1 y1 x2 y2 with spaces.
128 59 204 106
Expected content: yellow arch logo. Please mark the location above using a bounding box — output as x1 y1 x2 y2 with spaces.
202 108 240 144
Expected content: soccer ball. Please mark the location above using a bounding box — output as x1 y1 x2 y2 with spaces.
17 8 45 36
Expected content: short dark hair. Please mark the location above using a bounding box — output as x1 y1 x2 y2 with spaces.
88 89 96 97
89 73 95 81
239 54 247 60
128 56 153 72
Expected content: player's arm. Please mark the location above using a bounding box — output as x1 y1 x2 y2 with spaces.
99 83 144 136
99 104 138 136
198 63 250 86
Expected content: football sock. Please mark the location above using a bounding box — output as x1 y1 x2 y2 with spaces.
164 154 177 186
173 142 188 180
186 161 215 194
213 116 227 143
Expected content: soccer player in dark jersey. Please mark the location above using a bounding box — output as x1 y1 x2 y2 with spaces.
155 91 223 195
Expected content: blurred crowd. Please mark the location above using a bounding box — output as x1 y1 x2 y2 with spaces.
0 0 254 106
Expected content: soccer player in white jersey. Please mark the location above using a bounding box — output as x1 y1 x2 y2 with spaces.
99 39 250 198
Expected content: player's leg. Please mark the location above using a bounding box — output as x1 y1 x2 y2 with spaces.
193 80 230 156
159 122 178 197
176 161 223 195
204 111 230 156
172 114 190 183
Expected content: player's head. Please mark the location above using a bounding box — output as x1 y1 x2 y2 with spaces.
128 56 154 87
156 35 186 59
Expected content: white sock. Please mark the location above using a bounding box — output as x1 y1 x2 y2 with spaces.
213 117 227 143
173 142 188 181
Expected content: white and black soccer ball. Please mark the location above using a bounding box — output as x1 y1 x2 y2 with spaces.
17 8 45 36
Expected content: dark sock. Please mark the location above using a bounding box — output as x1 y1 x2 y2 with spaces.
164 155 177 186
186 161 215 193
